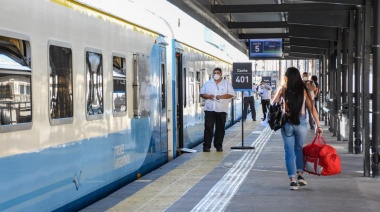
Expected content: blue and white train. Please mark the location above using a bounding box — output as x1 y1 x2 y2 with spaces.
0 0 248 210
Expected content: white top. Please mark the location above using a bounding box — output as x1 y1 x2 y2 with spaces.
259 84 272 100
200 79 235 113
304 80 316 100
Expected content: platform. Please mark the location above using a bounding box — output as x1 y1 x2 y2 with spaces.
81 107 380 212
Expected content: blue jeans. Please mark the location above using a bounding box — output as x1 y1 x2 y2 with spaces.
281 115 307 178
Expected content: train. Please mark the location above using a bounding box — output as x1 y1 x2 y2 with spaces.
0 0 248 211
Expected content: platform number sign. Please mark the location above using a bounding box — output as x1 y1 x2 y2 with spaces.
232 63 252 91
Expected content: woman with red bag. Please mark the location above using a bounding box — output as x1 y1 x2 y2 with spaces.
271 67 323 190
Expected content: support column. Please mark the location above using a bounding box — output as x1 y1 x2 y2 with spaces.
371 0 380 178
336 29 342 141
363 0 372 177
329 45 337 135
348 11 355 153
354 7 363 154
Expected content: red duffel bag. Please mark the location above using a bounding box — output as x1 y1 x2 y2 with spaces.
303 135 341 176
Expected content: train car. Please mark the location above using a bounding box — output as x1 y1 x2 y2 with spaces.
0 0 248 211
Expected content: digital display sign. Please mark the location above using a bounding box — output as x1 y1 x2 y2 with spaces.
249 38 283 59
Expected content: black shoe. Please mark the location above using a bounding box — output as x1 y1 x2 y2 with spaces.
203 149 210 152
290 181 298 190
216 148 223 152
253 118 256 121
297 175 307 186
310 126 315 130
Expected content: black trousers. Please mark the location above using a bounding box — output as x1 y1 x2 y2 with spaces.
261 99 270 120
243 96 256 120
203 111 227 150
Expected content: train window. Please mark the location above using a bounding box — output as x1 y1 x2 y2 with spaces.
0 33 32 132
112 54 127 116
85 50 103 120
48 42 73 125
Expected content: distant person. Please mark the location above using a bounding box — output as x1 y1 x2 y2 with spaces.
259 80 272 121
302 72 317 130
200 68 235 152
272 67 323 190
311 75 319 112
243 84 256 121
254 83 260 99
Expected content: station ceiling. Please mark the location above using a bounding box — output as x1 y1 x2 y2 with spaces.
168 0 367 60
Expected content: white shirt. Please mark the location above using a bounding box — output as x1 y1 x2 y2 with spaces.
200 79 235 113
259 84 272 100
243 85 256 97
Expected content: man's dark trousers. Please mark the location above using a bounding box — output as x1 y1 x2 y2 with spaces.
203 111 227 150
243 96 256 120
261 99 270 120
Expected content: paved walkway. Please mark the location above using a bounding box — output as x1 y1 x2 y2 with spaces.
82 102 380 212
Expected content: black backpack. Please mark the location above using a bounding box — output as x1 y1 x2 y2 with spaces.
268 102 286 131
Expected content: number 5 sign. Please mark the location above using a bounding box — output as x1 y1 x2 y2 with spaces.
232 63 252 91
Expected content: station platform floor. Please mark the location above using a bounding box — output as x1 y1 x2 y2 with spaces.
81 104 380 212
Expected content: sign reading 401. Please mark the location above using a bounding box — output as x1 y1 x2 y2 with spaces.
232 62 252 91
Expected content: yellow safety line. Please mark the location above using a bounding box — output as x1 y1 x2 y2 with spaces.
101 121 261 211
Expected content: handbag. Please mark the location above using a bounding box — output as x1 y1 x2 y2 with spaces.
268 102 286 131
303 135 341 176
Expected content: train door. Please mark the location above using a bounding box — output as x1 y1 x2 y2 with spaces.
159 47 168 154
175 52 184 149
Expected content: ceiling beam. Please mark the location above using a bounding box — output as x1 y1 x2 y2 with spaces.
295 0 364 5
288 11 349 28
290 46 326 55
289 26 338 40
289 38 331 49
287 52 321 59
239 33 289 39
240 26 337 40
211 4 356 13
228 21 289 29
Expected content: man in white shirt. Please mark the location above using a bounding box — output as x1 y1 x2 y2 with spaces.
200 68 235 152
259 80 272 121
243 83 256 121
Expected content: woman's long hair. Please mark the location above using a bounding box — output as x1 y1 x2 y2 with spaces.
284 67 306 125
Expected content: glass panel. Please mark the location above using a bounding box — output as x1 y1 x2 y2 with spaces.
113 56 126 113
49 45 73 119
86 52 103 115
0 35 31 126
0 74 32 125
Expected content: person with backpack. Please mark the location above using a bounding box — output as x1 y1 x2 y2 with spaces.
302 72 317 130
271 67 323 190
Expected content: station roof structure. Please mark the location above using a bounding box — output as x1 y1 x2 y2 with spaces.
167 0 367 60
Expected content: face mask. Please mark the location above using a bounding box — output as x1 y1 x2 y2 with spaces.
303 77 308 81
213 74 221 80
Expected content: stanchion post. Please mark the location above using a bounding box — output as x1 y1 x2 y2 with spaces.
231 91 255 150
